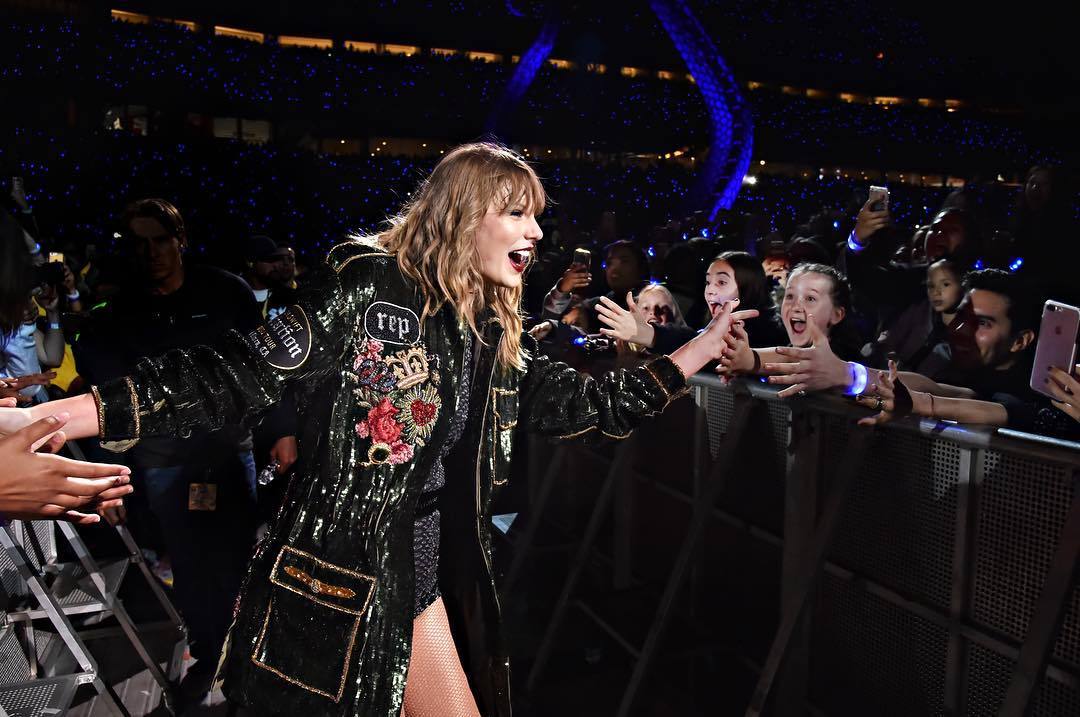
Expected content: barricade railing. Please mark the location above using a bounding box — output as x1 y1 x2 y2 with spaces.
516 373 1080 716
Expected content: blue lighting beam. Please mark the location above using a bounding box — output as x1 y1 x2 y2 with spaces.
650 0 754 219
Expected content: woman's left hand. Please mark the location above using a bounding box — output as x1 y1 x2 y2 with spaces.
1046 364 1080 422
764 316 850 398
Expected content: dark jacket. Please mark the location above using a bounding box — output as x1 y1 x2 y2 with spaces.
92 239 688 716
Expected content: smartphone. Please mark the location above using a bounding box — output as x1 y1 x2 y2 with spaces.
48 252 64 264
1030 300 1080 398
869 185 889 212
572 247 591 268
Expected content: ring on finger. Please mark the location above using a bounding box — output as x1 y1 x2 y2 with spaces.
874 398 885 411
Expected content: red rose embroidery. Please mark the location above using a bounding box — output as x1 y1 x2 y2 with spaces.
365 398 403 445
410 400 437 428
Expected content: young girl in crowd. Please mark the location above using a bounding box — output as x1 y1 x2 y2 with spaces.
0 142 751 717
865 258 962 378
717 262 863 382
597 251 785 353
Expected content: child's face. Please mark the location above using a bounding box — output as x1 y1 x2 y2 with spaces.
927 265 962 315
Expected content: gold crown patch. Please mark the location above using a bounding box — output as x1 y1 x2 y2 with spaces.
385 347 430 390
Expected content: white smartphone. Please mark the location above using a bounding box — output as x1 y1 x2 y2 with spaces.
868 185 889 212
1030 300 1080 398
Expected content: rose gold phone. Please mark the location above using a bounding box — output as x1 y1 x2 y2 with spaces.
1030 300 1080 398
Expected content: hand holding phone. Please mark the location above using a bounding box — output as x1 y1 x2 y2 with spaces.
1030 301 1080 398
868 185 889 213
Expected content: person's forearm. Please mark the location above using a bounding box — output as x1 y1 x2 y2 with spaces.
669 334 715 378
39 322 65 367
897 371 975 399
27 393 99 439
911 391 1008 426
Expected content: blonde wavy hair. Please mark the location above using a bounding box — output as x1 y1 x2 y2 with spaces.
377 142 546 372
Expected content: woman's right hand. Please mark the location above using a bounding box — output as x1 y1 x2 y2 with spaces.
556 264 591 293
596 293 655 347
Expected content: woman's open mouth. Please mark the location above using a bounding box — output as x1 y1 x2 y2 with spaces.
789 317 807 335
508 249 532 273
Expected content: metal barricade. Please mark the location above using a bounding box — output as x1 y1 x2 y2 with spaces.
516 374 1080 716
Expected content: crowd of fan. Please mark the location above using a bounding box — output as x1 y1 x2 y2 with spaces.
1 16 1054 169
2 148 1078 710
525 164 1080 440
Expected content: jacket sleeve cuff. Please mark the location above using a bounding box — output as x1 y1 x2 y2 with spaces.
642 356 689 403
91 377 142 451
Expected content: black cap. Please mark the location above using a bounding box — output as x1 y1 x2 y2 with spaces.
245 235 279 263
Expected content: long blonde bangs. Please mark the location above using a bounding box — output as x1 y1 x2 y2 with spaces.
377 142 546 372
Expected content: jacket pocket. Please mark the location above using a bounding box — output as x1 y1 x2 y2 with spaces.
251 545 377 702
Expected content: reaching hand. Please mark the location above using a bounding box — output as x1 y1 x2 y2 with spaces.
0 372 57 403
556 264 591 294
0 413 134 524
596 292 655 347
717 322 754 375
61 264 77 294
0 401 35 438
855 361 900 426
765 316 850 398
853 197 891 245
269 435 298 475
527 321 555 341
695 300 760 362
1046 364 1080 423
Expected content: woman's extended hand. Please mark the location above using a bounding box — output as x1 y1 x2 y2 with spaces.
764 317 850 398
596 292 655 347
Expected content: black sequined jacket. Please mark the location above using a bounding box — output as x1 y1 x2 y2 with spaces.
92 239 689 716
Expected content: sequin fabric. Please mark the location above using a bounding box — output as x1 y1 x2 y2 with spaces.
412 337 472 618
93 239 691 717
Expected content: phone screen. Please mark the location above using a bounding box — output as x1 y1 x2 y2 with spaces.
48 252 65 264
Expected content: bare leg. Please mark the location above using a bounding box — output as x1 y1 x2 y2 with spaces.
402 597 481 717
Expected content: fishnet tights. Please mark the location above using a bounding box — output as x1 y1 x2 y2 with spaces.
401 597 481 717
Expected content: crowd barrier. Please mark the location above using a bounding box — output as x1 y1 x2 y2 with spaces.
514 373 1080 716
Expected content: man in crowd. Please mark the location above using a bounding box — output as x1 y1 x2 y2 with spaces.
73 199 265 704
240 234 297 320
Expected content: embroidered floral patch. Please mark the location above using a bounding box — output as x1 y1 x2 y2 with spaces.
345 337 441 467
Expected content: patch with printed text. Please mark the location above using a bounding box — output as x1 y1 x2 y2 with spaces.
363 301 420 346
247 305 312 370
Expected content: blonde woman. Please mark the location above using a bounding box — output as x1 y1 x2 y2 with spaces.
1 143 752 716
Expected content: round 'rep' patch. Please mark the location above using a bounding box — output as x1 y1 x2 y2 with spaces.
364 301 420 345
247 305 312 370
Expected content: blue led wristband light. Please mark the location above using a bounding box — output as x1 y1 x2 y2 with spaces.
846 229 866 253
845 362 868 396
